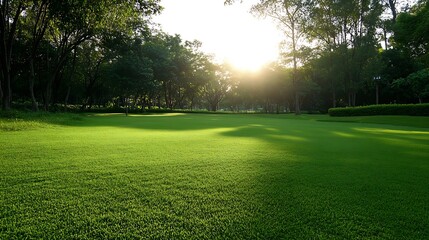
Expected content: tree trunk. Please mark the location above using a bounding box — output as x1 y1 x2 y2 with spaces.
124 97 129 116
1 70 11 110
383 25 388 50
0 2 24 110
44 76 54 111
44 50 69 110
265 98 269 113
332 88 336 108
1 52 12 110
210 102 217 112
348 93 351 107
375 83 379 105
388 0 397 22
27 0 50 111
141 96 147 111
189 95 195 111
64 86 70 111
291 22 300 115
295 91 300 114
29 59 39 111
0 77 3 104
81 99 88 111
163 82 172 109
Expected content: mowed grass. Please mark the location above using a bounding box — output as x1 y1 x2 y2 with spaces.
1 113 429 239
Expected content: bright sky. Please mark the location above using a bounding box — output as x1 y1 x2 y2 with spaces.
154 0 283 71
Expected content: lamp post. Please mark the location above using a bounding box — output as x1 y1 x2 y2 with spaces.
373 76 381 105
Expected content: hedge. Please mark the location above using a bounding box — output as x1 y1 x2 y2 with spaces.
328 104 429 117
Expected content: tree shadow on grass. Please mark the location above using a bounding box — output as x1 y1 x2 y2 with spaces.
3 112 429 238
69 113 274 131
0 112 86 131
212 120 429 238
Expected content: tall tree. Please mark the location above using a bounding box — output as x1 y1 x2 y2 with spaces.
305 0 382 106
41 0 161 110
251 0 307 114
0 0 26 109
383 0 398 22
393 68 429 103
394 1 429 66
24 0 51 111
204 63 233 111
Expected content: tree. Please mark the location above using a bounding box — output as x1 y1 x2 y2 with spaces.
107 38 154 108
251 0 306 114
183 42 213 110
361 54 385 104
141 33 211 110
204 64 233 111
0 0 161 110
393 68 429 103
383 0 398 22
305 0 383 107
22 0 51 111
0 0 26 109
77 41 106 110
142 34 177 109
394 1 429 66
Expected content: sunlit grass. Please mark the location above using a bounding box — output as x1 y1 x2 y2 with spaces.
1 113 428 239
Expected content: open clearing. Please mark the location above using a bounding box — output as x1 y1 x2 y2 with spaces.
1 113 429 239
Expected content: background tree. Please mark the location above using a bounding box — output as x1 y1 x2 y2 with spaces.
394 1 429 66
393 68 429 103
204 64 233 111
23 0 51 111
251 0 307 114
1 0 428 112
0 0 26 109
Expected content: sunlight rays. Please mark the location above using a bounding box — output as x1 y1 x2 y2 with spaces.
155 0 282 71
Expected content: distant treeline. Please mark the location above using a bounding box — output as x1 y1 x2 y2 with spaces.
1 0 428 113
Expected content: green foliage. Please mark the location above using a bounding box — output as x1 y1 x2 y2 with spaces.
393 68 429 102
0 110 21 119
1 114 428 238
328 104 429 116
2 0 429 113
395 1 429 62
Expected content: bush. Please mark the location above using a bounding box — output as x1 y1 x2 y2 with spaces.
0 110 21 119
328 104 429 117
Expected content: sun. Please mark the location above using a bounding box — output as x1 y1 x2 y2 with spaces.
154 0 282 72
225 46 277 72
211 9 282 72
217 29 280 72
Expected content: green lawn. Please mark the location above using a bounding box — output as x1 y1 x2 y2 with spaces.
1 113 428 239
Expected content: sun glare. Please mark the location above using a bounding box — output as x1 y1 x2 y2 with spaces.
155 0 282 72
224 43 278 72
215 5 282 72
216 24 281 72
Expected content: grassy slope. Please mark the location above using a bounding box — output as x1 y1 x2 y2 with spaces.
1 113 428 239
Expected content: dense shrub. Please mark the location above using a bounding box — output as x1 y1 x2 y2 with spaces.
328 104 429 116
0 110 21 118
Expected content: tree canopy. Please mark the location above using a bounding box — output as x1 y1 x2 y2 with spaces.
0 0 427 112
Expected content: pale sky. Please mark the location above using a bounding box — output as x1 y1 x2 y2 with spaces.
154 0 283 71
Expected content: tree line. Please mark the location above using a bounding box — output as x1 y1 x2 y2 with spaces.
227 0 429 113
1 0 428 113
